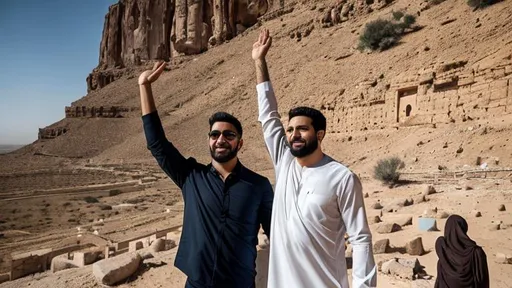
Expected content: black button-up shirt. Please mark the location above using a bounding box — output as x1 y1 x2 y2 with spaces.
142 111 273 288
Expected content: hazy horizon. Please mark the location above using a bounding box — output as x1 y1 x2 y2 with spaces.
0 0 118 145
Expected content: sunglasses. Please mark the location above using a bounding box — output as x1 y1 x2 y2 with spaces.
208 130 238 141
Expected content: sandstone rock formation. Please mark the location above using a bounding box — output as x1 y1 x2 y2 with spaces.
88 0 273 92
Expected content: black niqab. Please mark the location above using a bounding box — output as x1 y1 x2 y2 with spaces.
435 214 489 288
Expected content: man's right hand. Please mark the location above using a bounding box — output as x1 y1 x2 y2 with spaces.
252 29 272 61
138 61 167 85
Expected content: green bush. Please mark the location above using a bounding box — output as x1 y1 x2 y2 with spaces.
403 14 416 27
373 156 405 185
359 14 417 51
358 19 400 51
392 11 404 21
467 0 499 8
429 0 447 5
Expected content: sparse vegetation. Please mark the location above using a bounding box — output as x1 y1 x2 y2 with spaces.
84 196 99 203
392 11 404 21
429 0 447 5
373 156 405 185
358 13 417 51
403 14 416 27
467 0 500 9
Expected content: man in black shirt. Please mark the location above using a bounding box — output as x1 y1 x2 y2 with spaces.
138 62 274 288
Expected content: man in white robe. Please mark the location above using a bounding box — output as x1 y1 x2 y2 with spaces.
252 29 377 288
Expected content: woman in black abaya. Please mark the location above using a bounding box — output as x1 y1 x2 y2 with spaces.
435 214 490 288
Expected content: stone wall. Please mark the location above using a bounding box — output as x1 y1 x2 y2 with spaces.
320 59 512 134
64 106 138 118
9 244 93 280
38 127 68 140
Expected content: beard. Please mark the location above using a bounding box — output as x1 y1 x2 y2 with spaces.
289 136 319 158
210 143 239 163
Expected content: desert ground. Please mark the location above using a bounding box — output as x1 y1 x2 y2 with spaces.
1 0 512 287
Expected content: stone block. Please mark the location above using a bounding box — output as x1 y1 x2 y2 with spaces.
490 87 508 101
73 251 101 266
470 83 490 93
492 68 506 78
397 216 413 227
377 223 401 234
505 65 512 75
51 256 78 273
459 75 475 87
373 239 390 254
488 106 506 117
419 72 435 85
150 238 165 253
495 253 512 264
381 259 414 280
0 273 10 284
406 237 425 256
128 241 144 252
93 252 142 286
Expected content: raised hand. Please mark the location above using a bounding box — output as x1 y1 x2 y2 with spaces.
252 29 272 61
138 61 167 85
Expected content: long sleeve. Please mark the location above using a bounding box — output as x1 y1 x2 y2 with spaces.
142 110 193 189
258 179 274 237
338 172 377 288
256 81 289 169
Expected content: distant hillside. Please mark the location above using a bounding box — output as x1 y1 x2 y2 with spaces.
0 145 25 154
6 0 512 177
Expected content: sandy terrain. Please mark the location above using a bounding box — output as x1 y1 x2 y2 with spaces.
1 0 512 287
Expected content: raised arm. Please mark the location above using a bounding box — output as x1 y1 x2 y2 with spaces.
253 29 289 168
338 172 377 288
139 62 193 189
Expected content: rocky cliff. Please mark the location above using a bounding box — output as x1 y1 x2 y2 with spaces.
87 0 273 92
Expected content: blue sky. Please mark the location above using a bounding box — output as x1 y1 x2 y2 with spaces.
0 0 118 145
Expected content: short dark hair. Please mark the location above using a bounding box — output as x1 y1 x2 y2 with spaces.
209 112 243 137
288 106 327 132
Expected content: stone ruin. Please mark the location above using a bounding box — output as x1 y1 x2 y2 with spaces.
87 0 280 92
3 227 179 284
38 127 68 140
64 105 138 118
37 106 140 140
320 58 512 134
319 0 394 27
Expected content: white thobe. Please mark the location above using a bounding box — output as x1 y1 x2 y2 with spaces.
257 81 377 288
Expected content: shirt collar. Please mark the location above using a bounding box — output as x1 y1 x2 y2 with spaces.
209 159 243 177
